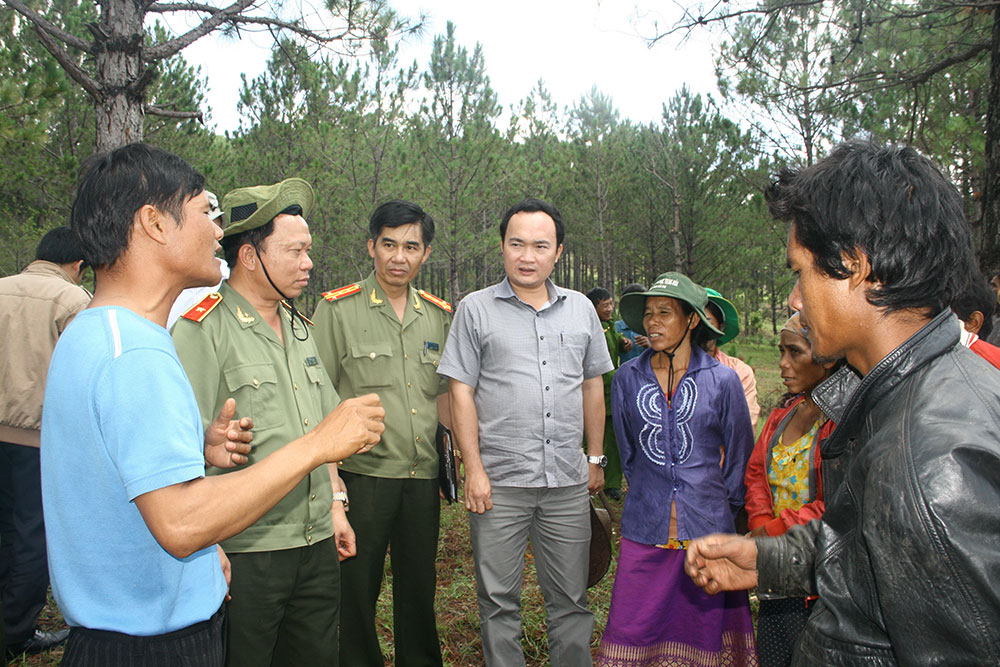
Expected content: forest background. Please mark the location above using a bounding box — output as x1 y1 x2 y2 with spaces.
1 0 998 336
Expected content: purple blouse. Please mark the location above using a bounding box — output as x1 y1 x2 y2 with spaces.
611 345 754 545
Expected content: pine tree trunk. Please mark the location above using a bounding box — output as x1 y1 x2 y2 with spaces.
93 0 146 152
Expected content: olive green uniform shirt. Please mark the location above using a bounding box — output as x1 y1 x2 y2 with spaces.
171 281 338 553
312 272 450 479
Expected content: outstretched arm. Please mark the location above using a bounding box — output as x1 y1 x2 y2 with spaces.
135 394 384 558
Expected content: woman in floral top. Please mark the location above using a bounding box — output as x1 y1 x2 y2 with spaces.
744 312 838 666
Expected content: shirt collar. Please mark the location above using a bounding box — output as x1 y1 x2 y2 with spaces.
362 271 423 315
494 276 566 309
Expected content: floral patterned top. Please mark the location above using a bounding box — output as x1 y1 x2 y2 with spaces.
768 421 819 517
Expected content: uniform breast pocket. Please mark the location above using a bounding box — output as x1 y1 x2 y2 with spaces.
419 347 444 397
348 343 394 389
224 363 282 431
558 331 589 377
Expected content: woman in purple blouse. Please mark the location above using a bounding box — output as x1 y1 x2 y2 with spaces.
596 272 758 667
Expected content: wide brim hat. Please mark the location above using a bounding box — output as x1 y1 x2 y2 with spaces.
620 272 723 338
705 287 740 345
221 177 315 237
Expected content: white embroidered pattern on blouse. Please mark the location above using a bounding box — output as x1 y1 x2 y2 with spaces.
636 377 698 466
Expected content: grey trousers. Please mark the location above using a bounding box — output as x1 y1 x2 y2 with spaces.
469 483 593 667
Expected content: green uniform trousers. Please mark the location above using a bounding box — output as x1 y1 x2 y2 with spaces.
225 537 339 667
338 471 442 667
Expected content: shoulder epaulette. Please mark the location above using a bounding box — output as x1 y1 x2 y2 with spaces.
281 301 314 326
418 289 452 313
181 292 223 323
322 283 362 302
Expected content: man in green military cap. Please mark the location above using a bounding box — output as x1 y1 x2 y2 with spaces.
312 199 452 666
172 178 372 666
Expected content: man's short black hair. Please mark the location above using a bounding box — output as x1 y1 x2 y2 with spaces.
500 198 565 246
586 287 612 306
766 139 975 316
70 143 205 270
952 272 997 340
35 227 85 265
621 283 646 296
369 200 434 246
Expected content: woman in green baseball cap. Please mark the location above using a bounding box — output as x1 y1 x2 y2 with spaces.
596 272 758 666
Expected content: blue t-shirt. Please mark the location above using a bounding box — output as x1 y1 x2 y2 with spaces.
41 307 227 635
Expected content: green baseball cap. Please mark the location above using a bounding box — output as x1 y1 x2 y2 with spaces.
620 272 723 338
221 177 315 237
705 287 740 345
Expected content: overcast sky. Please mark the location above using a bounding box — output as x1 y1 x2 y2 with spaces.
174 0 721 134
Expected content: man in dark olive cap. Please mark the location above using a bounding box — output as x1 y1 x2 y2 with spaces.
172 178 374 666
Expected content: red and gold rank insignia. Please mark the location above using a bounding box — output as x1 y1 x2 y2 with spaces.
321 283 362 302
418 290 452 313
181 292 223 322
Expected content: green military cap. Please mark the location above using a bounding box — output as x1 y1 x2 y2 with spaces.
620 271 724 338
222 178 315 237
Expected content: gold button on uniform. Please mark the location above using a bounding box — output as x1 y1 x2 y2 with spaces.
411 408 417 414
415 436 420 442
304 418 310 426
410 471 416 477
307 535 313 543
369 352 376 360
310 494 316 500
252 378 259 388
404 354 408 360
294 383 299 390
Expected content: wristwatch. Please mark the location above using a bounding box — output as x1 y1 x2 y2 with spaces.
332 491 349 509
587 455 608 468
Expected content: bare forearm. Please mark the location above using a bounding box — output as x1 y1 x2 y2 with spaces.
136 433 324 557
437 392 453 430
449 381 484 474
582 377 605 456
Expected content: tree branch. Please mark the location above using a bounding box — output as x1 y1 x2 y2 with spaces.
2 0 94 52
145 104 204 121
30 23 102 100
144 0 256 61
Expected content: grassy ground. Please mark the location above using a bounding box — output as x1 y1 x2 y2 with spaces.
17 339 784 667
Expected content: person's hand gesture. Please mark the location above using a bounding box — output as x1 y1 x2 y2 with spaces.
684 533 759 594
204 398 253 468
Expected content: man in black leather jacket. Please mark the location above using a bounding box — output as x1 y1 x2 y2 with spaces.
685 140 1000 665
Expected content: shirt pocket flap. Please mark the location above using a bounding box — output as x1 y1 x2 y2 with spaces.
224 363 278 392
348 343 393 388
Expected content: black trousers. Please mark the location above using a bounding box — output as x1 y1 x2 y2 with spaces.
0 442 49 645
61 606 226 667
225 538 340 667
338 472 443 667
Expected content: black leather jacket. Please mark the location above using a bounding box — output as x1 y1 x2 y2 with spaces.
756 310 1000 665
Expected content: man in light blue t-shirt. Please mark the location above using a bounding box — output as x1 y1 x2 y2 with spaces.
41 143 385 666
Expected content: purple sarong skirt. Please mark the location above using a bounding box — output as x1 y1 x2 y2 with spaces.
597 538 758 667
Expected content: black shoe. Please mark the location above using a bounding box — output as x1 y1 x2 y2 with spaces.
605 488 622 501
6 628 70 657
